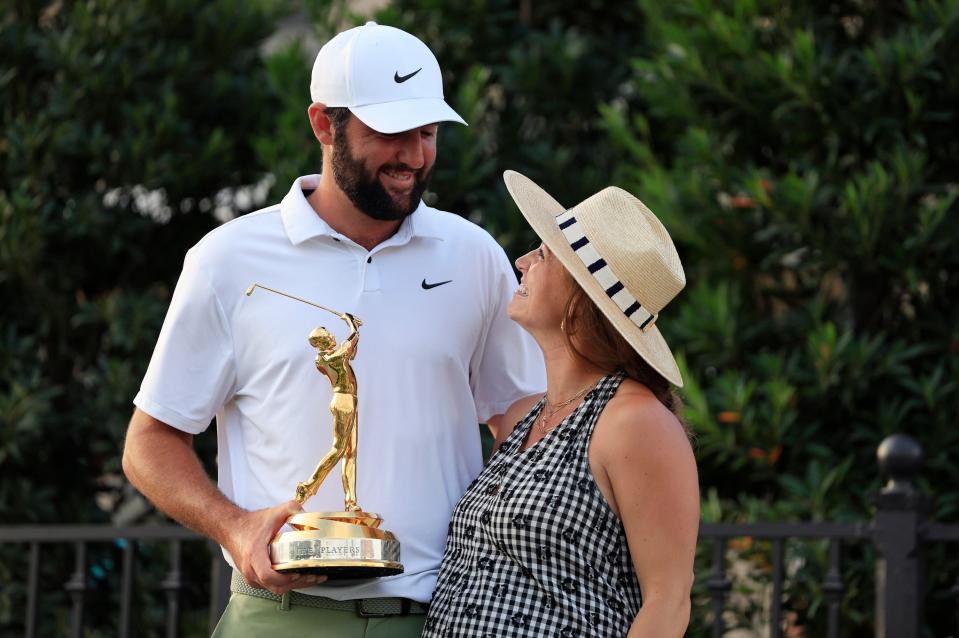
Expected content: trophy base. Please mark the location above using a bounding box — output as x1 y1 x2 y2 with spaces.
273 561 404 579
270 511 403 580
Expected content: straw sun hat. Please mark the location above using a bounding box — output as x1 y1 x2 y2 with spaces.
503 170 687 387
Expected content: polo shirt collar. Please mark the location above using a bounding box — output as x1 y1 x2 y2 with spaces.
281 174 444 246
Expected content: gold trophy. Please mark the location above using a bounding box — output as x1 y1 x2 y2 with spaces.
245 284 403 578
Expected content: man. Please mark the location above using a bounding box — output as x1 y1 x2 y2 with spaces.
122 22 544 637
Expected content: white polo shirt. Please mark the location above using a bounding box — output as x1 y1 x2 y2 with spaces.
134 175 545 603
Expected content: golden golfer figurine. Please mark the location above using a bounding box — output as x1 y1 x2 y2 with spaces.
298 315 362 510
245 283 403 578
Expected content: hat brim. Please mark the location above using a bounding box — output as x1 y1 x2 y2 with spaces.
350 98 467 134
503 170 684 387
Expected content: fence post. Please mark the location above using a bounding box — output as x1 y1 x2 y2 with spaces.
872 434 925 638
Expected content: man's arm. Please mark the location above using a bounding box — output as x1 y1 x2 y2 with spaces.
122 408 323 594
486 394 543 453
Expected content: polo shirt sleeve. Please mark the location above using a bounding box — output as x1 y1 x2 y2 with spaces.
470 245 546 423
133 248 236 434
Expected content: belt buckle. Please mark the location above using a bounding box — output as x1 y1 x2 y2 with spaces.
355 598 391 618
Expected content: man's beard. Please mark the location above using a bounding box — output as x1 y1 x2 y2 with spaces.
330 130 432 221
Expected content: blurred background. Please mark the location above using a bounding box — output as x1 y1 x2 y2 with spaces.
1 0 957 636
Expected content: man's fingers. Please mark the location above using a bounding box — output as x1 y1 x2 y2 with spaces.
289 574 328 589
261 572 328 594
240 567 263 591
245 560 329 593
256 565 323 595
252 553 293 594
235 502 324 595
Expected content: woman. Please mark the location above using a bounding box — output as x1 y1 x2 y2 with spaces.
422 171 699 637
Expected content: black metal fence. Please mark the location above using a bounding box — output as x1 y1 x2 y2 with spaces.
0 525 231 638
696 434 959 637
1 433 957 637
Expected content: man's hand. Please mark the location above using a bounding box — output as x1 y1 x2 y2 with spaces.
225 500 327 594
123 412 327 594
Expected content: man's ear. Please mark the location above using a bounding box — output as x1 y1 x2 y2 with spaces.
308 102 335 146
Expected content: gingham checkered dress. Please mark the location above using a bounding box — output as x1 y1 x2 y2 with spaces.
423 372 642 637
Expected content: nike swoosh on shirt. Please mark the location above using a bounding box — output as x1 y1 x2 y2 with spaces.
422 279 453 290
394 68 422 83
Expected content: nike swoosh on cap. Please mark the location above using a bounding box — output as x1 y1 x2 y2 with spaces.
394 68 422 83
422 279 453 290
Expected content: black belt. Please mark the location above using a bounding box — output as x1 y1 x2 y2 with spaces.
230 571 429 617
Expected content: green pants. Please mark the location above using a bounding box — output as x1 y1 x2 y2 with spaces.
211 592 426 637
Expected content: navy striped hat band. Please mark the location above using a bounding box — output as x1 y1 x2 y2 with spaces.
555 210 658 332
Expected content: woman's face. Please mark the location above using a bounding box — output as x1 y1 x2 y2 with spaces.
508 242 575 334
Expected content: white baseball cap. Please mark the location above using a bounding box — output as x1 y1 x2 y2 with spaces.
310 22 467 134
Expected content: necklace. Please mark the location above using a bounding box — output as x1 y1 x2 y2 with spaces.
537 377 600 432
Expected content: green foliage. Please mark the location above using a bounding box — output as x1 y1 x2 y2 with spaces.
369 0 651 249
608 0 959 512
4 0 958 634
370 0 958 507
1 1 281 634
599 1 959 634
1 0 280 521
361 0 957 633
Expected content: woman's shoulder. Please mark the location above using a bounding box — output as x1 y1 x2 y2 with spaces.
492 394 542 450
593 378 692 465
504 394 543 432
